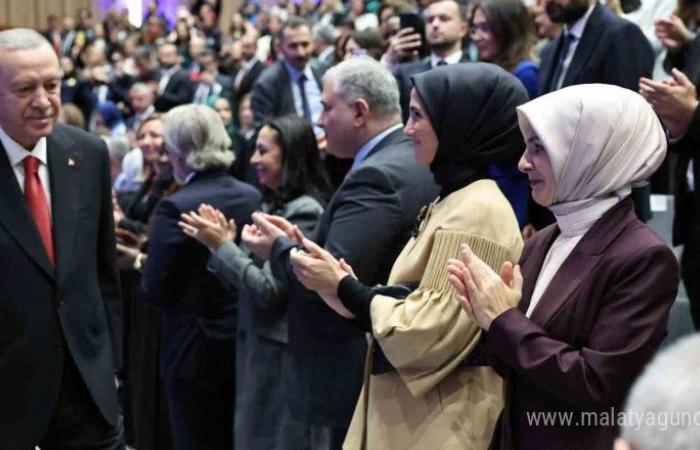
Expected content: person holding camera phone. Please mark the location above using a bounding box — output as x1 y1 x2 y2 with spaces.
388 0 472 122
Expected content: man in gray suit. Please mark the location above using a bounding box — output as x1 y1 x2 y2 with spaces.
246 57 438 450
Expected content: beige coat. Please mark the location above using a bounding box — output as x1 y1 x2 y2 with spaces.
343 180 524 450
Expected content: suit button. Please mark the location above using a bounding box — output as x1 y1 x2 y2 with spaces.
58 300 65 307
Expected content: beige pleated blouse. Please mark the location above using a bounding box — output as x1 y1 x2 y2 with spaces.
343 179 524 450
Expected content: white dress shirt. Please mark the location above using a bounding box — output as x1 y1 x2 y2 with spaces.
430 50 464 68
0 125 52 215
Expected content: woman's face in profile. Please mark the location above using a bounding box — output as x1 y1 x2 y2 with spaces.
404 89 438 166
518 133 556 206
251 125 284 191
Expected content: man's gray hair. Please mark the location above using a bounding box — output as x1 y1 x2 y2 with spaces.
621 334 700 450
163 104 234 171
103 134 131 164
0 28 52 52
129 82 154 96
324 57 401 120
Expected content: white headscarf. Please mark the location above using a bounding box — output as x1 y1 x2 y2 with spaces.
516 84 666 216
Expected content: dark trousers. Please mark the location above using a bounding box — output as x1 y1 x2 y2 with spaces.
164 374 234 450
38 356 123 450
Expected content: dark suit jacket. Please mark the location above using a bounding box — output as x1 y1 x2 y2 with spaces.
233 59 266 103
140 170 261 379
485 198 679 450
539 2 653 95
251 60 326 129
154 67 195 112
269 128 439 428
0 124 121 448
665 35 700 246
394 52 471 123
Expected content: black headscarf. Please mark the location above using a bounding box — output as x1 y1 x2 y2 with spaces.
411 63 528 198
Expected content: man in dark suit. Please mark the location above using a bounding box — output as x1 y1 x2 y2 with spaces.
154 43 195 112
537 0 654 222
390 0 471 122
0 29 122 449
140 104 261 449
232 32 266 109
246 58 438 450
251 16 327 131
640 34 700 330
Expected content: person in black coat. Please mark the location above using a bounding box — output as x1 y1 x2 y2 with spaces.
640 33 700 330
140 104 261 450
154 43 195 113
0 30 122 449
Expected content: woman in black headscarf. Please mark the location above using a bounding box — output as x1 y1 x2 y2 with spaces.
289 63 528 449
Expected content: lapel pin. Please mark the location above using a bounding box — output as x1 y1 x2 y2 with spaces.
68 158 76 167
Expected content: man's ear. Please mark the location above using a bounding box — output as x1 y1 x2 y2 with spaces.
352 98 370 127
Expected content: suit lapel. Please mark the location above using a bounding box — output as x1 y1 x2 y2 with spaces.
0 141 54 279
540 36 561 94
527 198 637 327
277 62 295 115
47 130 82 284
562 3 605 87
518 226 558 314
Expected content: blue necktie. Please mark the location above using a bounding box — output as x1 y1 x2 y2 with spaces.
298 74 312 123
550 33 574 91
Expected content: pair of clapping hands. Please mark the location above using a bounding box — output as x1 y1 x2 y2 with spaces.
179 205 523 328
178 204 302 259
178 204 358 318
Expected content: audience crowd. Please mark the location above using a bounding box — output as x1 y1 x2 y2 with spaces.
3 0 700 448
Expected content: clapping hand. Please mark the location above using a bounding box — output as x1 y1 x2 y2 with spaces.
241 212 290 260
290 238 356 319
639 68 699 138
447 243 523 331
179 203 236 252
654 15 694 51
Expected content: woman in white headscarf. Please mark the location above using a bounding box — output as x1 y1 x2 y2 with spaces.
448 84 680 450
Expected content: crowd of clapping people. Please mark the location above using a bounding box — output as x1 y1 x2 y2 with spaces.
4 0 700 448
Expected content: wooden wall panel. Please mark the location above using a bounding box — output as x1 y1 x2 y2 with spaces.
8 0 35 28
36 0 66 28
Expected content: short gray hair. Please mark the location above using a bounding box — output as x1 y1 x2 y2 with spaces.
163 104 234 171
621 334 700 450
103 134 131 164
324 57 400 120
0 28 52 52
129 82 154 96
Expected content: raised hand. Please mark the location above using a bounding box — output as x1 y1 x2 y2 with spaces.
179 203 236 252
448 244 523 330
290 237 355 319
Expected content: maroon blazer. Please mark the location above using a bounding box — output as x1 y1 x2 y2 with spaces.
485 198 679 450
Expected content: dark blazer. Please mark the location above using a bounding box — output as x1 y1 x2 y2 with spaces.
269 128 439 428
666 35 700 246
250 59 326 129
540 2 653 95
233 59 266 102
0 124 121 448
141 170 261 379
394 52 471 123
154 67 195 112
484 198 679 450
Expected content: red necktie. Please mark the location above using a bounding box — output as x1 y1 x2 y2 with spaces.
23 156 54 265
